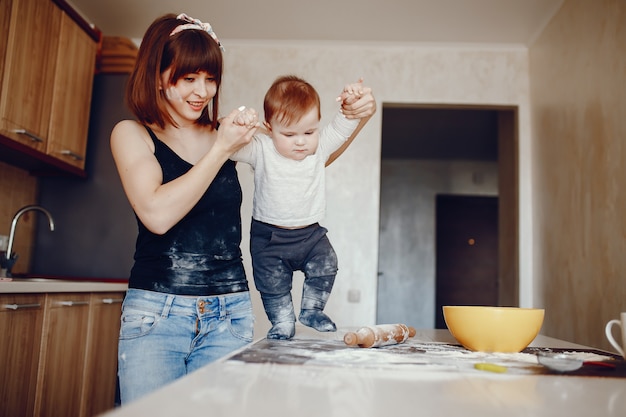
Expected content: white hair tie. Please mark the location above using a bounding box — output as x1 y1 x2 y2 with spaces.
170 13 224 51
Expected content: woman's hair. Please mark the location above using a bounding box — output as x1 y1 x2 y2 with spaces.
263 75 321 125
126 13 223 129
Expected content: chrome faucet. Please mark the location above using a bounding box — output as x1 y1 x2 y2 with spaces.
1 205 55 277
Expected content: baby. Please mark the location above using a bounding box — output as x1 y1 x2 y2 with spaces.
232 75 370 339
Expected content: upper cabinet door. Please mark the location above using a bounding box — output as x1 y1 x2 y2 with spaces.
0 0 13 86
47 12 97 169
0 0 61 152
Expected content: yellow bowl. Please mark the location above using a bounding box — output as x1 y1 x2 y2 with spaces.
443 306 545 353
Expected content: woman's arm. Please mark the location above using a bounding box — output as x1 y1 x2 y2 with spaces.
111 108 258 234
326 80 377 166
326 114 374 166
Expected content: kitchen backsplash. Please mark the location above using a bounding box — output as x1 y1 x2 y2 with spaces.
0 161 38 274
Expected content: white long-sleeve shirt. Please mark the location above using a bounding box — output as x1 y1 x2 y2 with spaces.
231 113 358 227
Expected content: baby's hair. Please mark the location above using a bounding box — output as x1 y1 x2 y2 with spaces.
263 75 321 125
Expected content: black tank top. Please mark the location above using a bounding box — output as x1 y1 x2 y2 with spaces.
128 126 248 296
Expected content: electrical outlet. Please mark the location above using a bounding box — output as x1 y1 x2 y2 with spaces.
0 235 8 252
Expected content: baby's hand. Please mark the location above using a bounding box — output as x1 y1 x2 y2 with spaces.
233 106 260 129
336 78 365 105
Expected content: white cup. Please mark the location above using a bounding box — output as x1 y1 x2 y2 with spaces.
605 312 626 358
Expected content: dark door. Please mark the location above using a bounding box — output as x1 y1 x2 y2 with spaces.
435 195 498 329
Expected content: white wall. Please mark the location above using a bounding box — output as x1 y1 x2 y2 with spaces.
219 41 532 337
529 0 626 349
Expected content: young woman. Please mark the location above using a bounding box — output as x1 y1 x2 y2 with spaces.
110 13 260 404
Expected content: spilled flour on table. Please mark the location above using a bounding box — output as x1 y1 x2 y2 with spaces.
228 337 618 376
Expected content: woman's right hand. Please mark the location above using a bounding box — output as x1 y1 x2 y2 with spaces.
215 106 260 154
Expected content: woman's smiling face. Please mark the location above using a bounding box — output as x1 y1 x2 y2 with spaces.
161 68 217 122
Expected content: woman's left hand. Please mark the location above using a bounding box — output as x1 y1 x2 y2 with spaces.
337 78 377 119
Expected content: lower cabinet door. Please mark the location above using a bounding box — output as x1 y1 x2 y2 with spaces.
0 294 45 417
35 293 91 417
80 292 124 416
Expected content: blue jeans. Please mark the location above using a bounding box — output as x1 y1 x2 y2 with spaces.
118 289 254 404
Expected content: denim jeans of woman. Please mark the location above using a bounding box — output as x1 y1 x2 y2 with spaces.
118 289 254 404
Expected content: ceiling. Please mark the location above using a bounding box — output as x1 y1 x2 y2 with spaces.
68 0 563 161
69 0 563 45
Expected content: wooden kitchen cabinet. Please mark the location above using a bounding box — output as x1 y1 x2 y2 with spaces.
35 292 91 417
47 11 98 170
0 0 99 176
0 0 61 153
81 292 124 416
0 290 124 417
0 0 13 86
0 293 45 417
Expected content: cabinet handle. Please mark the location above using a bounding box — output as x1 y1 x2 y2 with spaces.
3 303 42 310
101 298 124 304
60 150 84 161
13 129 44 143
57 300 90 307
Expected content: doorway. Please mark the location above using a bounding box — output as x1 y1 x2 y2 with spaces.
376 104 518 328
434 195 499 329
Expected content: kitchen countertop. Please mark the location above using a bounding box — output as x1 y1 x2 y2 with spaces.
101 326 626 417
0 276 128 293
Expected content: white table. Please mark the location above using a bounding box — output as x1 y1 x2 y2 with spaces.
101 326 626 417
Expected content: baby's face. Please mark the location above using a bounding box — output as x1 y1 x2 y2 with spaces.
266 107 320 161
